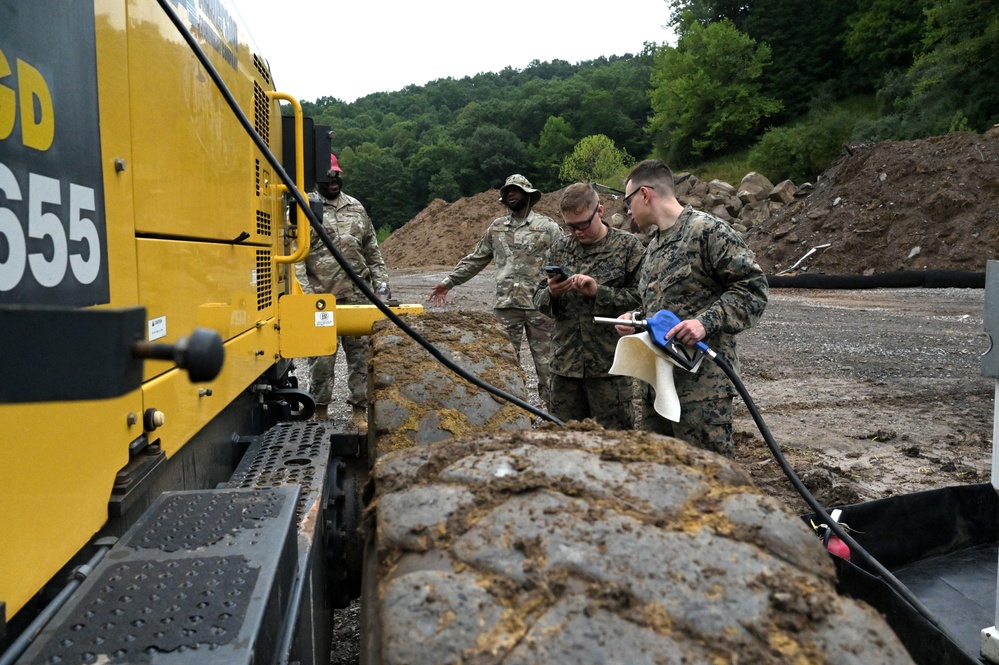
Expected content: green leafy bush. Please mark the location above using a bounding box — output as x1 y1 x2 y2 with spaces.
749 101 874 183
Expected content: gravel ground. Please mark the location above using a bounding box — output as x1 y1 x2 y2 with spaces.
320 266 995 663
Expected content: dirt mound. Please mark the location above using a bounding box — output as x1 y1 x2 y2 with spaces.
383 129 998 275
381 188 629 270
747 127 999 275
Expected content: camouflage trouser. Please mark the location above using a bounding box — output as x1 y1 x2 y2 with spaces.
639 387 734 457
494 307 553 407
309 334 369 408
550 374 634 430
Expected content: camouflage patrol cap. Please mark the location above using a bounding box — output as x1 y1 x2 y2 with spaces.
499 174 542 205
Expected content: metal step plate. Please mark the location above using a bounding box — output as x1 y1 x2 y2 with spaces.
19 486 299 664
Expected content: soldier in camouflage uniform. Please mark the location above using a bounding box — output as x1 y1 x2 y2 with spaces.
533 183 644 429
618 160 768 456
428 174 562 406
297 155 389 428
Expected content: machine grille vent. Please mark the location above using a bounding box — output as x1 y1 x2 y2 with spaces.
253 82 269 144
255 159 261 197
256 250 272 311
253 54 271 84
256 210 272 237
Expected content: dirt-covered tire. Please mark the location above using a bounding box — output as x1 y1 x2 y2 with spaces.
360 428 915 664
368 311 532 462
362 310 913 664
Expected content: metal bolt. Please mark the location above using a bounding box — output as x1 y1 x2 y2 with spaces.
114 158 126 172
127 412 138 426
199 389 213 397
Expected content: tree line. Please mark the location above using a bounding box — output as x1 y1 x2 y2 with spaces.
288 0 997 235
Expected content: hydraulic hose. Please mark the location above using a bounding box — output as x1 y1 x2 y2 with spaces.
705 347 963 646
154 0 563 426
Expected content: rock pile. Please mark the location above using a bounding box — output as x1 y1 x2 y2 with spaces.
674 171 805 233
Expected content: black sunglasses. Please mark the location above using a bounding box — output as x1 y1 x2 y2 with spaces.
564 203 599 231
623 185 653 211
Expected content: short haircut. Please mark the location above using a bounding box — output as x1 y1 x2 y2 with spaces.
559 182 599 215
626 159 675 197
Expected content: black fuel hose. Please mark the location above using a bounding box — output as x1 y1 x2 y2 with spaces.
707 347 962 645
155 0 562 426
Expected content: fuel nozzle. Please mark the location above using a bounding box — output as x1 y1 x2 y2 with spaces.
594 309 710 372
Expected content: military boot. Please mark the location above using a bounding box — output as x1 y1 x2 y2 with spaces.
350 405 368 433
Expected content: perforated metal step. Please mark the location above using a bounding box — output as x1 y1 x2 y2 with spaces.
18 486 299 664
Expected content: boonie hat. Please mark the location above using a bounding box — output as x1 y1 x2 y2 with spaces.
499 174 541 206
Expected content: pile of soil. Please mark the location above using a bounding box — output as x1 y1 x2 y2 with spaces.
747 127 999 275
380 189 628 270
381 128 999 274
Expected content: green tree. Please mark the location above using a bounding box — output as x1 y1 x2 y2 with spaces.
427 168 462 202
843 0 928 78
463 124 529 192
559 135 631 184
340 143 415 232
529 116 576 190
669 0 863 118
407 138 468 201
295 54 660 219
859 0 999 138
742 0 862 116
648 19 782 164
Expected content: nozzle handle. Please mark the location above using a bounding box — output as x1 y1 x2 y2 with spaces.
593 316 647 330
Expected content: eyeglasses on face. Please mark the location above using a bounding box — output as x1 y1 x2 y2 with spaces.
623 185 654 211
564 203 599 231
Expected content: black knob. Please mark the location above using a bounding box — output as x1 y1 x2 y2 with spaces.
133 327 225 383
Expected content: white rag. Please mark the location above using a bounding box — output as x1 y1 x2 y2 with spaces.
609 332 701 422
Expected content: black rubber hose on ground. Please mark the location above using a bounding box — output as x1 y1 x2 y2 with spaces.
708 349 964 646
767 270 986 289
155 0 563 427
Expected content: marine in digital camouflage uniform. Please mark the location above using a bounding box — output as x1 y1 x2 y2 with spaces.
428 174 562 406
296 156 389 425
622 160 768 456
533 183 644 429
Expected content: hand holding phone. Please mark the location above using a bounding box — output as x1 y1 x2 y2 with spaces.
545 265 569 283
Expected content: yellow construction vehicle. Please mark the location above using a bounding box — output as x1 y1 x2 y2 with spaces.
0 2 420 662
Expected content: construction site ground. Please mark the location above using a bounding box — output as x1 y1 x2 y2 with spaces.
384 267 993 515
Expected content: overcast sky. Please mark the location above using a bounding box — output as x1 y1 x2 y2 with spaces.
232 0 675 103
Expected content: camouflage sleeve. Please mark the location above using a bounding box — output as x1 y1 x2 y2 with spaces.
442 227 495 288
696 225 769 338
360 212 389 289
294 259 313 294
593 235 644 314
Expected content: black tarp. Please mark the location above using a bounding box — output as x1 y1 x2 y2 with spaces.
807 483 999 665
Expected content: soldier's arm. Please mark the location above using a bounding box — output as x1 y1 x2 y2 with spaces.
593 239 645 314
443 227 495 289
360 211 389 288
697 225 769 337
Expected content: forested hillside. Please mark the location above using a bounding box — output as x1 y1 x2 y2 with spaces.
283 0 998 236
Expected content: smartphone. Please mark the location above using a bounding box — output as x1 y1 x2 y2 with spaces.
544 265 568 282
